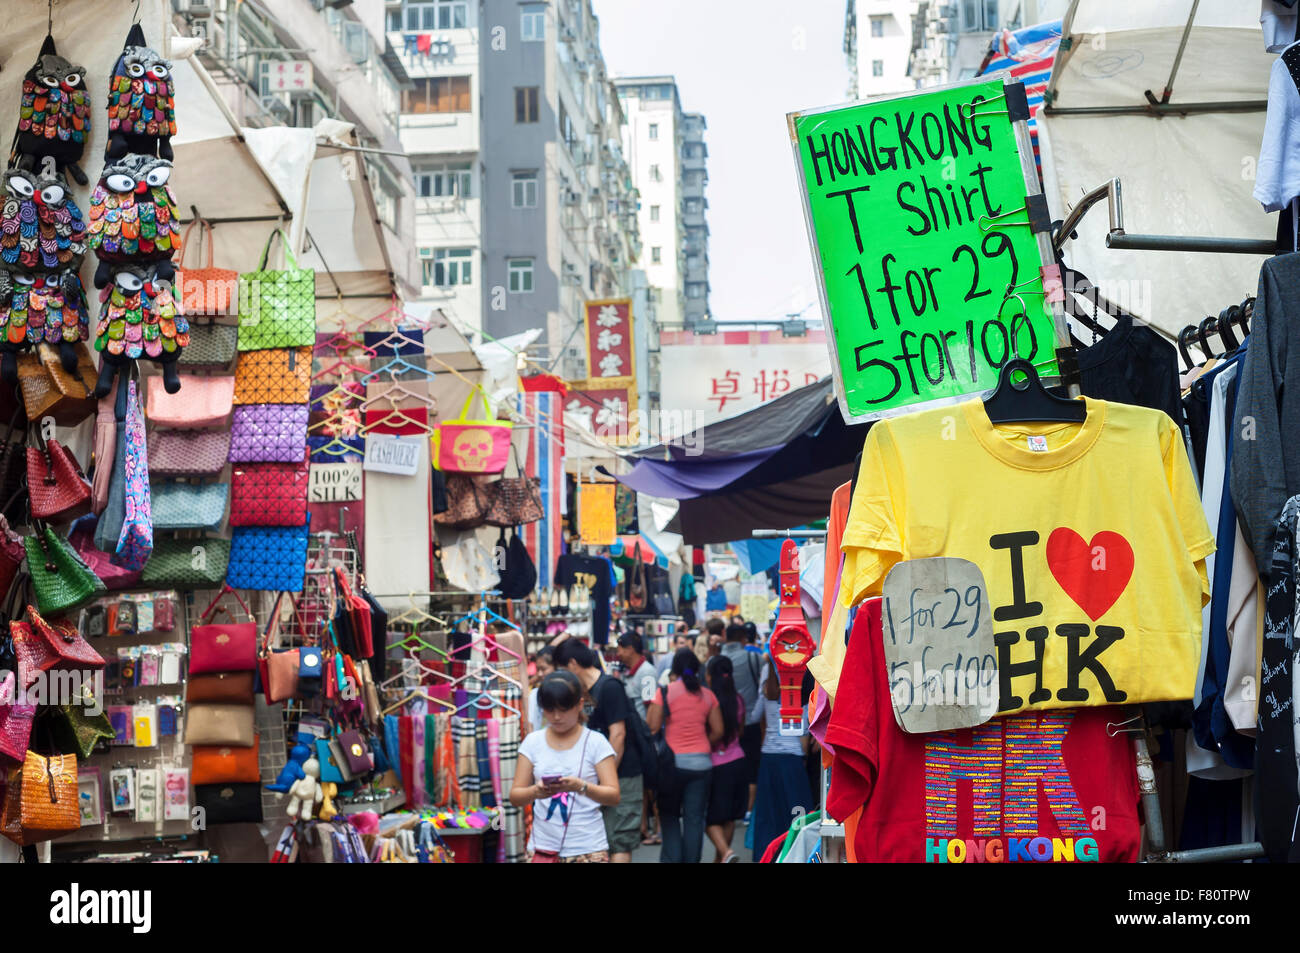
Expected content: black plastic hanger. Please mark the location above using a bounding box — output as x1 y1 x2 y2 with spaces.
983 358 1087 425
1176 326 1199 369
1217 306 1240 352
1196 316 1218 358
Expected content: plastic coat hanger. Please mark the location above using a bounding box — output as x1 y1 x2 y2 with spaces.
982 293 1086 425
358 378 433 412
361 351 437 383
313 357 373 382
359 407 433 436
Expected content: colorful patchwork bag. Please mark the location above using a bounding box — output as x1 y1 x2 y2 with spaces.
113 376 153 571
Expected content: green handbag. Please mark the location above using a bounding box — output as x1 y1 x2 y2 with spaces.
237 230 316 352
25 525 103 617
140 537 231 590
45 691 115 759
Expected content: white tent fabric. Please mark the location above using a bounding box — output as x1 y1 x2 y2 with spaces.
1038 1 1276 335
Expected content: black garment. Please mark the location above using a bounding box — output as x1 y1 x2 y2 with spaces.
1075 312 1185 428
587 673 639 777
554 553 612 644
1257 495 1300 864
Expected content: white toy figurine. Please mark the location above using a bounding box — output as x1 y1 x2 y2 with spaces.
286 756 324 820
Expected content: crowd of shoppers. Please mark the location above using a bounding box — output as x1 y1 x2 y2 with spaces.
515 611 816 864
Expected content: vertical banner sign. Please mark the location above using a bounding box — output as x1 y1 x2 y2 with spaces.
566 379 639 446
583 299 636 384
788 77 1066 423
578 483 617 546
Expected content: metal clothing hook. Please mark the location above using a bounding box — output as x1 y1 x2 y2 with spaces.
48 0 54 36
132 0 141 24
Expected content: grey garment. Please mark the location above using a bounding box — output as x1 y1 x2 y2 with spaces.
1230 253 1300 572
673 751 713 771
654 653 673 680
94 421 127 553
624 662 658 722
721 642 763 726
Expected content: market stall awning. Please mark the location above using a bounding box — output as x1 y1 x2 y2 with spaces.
1037 0 1275 335
609 535 669 569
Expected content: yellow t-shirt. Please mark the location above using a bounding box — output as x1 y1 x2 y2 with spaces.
838 397 1214 716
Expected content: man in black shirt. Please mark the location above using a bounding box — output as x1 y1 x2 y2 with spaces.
554 638 640 862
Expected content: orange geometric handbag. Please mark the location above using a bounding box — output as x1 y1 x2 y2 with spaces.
233 347 311 405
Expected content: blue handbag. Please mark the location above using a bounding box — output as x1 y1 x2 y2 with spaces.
226 517 311 592
316 737 346 784
150 481 229 531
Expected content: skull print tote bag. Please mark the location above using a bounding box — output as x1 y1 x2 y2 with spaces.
431 388 510 475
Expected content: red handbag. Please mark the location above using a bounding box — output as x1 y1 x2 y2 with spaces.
26 433 91 523
190 587 259 675
229 456 310 527
12 608 106 690
0 671 36 761
0 515 24 600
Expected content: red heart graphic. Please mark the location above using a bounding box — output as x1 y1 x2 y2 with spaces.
1045 528 1134 621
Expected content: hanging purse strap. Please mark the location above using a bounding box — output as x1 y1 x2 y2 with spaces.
260 591 289 658
258 228 298 271
198 584 255 624
180 216 216 271
554 727 591 858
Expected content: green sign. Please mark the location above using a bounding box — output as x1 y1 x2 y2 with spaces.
790 78 1063 422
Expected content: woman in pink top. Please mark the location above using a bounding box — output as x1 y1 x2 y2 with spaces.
705 655 746 863
647 648 722 863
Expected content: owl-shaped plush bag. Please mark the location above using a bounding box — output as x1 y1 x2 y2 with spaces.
0 165 87 274
0 266 90 382
10 35 91 186
94 263 189 362
104 25 175 161
87 153 181 288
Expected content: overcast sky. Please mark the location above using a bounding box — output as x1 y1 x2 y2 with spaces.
592 0 849 324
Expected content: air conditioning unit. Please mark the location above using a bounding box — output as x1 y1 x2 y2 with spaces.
260 95 292 123
589 188 601 203
563 189 581 206
561 26 578 43
181 0 214 16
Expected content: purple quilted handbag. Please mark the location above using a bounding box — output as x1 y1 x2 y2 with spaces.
229 404 309 463
148 429 232 476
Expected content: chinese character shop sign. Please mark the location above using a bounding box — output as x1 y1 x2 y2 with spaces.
583 299 635 384
788 77 1066 423
566 380 637 446
263 59 313 94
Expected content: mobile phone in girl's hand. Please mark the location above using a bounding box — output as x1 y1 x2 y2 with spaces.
540 775 563 785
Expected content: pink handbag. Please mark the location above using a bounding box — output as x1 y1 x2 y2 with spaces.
0 672 36 761
92 379 117 516
69 519 143 590
432 389 511 474
148 428 232 476
190 587 258 675
145 374 235 429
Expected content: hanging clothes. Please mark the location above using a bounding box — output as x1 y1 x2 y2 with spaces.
826 600 1142 863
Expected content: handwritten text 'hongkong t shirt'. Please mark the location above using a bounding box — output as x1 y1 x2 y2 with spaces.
826 600 1141 863
839 397 1215 716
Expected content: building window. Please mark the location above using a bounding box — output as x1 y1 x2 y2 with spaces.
508 258 534 293
413 162 472 199
559 103 576 151
961 0 1000 31
687 284 704 299
403 76 471 114
648 122 659 140
870 16 885 37
649 205 660 222
421 247 472 287
649 164 662 182
403 1 468 31
515 86 539 123
521 3 545 41
651 246 662 264
512 171 538 208
872 59 884 77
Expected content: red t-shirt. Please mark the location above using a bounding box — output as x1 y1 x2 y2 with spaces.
657 681 718 755
825 599 1141 864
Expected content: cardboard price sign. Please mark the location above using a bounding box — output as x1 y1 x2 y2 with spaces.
789 77 1065 423
577 483 616 546
881 557 998 733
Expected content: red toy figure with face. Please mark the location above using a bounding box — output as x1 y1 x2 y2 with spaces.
767 539 815 736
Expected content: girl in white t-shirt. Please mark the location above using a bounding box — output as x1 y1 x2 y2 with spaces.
511 670 620 862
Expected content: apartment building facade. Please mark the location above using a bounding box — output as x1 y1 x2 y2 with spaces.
177 0 418 293
680 111 709 324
